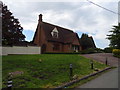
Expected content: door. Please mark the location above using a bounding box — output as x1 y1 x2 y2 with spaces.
41 44 46 54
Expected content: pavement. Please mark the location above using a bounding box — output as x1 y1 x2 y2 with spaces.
77 53 119 88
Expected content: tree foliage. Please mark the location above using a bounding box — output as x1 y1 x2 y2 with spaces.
2 4 25 46
80 33 96 50
107 23 120 49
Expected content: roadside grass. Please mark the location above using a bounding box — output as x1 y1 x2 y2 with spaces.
113 54 120 58
2 54 108 88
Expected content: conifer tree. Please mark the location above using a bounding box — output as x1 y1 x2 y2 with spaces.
2 4 25 45
80 33 96 50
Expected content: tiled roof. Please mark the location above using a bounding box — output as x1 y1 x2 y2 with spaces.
41 22 80 45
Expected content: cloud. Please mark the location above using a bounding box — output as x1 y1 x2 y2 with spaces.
2 1 118 48
3 0 119 3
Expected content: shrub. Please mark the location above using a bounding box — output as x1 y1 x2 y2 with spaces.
45 52 80 54
80 48 96 54
94 48 104 53
104 47 113 53
112 49 120 55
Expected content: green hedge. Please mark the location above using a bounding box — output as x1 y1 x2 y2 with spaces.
80 48 96 54
104 47 113 53
112 49 120 58
45 52 80 54
45 48 104 54
94 48 104 53
112 49 120 55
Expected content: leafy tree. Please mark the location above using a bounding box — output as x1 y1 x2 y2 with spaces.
107 23 120 49
80 33 96 50
0 2 2 46
2 4 25 46
104 47 113 53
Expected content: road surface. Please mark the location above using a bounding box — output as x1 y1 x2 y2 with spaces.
78 68 118 88
77 53 119 88
81 53 119 67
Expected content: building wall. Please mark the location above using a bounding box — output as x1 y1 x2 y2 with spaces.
63 44 71 52
46 42 53 52
45 42 72 53
46 42 63 52
2 46 41 55
33 23 46 46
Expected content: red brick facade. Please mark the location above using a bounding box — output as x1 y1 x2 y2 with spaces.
33 14 81 53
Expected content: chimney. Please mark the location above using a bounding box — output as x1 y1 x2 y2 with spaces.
39 14 42 22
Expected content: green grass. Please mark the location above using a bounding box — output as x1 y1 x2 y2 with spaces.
113 54 120 58
2 54 107 88
0 56 2 90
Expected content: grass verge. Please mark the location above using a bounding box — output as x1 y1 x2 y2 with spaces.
2 54 108 88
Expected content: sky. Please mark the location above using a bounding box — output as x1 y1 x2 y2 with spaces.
2 0 119 49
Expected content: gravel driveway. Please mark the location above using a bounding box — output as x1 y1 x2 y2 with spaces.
81 53 119 67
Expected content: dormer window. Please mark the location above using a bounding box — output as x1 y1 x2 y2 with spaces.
51 27 58 38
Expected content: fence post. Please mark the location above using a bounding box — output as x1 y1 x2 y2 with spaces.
70 64 73 79
90 60 94 69
106 57 108 65
7 74 12 89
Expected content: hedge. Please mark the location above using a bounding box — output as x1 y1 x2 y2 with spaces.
45 52 80 54
112 49 120 58
112 49 120 56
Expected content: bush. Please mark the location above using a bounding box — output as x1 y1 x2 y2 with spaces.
112 49 120 55
80 48 96 54
112 49 120 58
104 47 113 53
94 48 104 53
45 52 80 54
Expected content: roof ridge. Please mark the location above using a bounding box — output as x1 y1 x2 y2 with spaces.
43 21 74 32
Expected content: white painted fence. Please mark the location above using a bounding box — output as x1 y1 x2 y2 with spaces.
2 46 41 55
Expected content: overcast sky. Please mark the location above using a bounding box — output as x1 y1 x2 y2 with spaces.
2 0 119 49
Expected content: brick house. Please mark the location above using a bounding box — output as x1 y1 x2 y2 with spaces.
33 14 81 53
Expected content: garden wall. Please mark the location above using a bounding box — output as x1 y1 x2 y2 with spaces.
2 46 41 55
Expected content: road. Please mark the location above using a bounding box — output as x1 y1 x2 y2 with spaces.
77 53 119 88
78 68 118 88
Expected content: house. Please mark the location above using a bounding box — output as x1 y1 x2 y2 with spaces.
33 14 81 53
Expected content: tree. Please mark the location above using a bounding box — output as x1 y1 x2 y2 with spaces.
0 2 2 46
2 4 25 46
80 33 96 50
107 23 120 49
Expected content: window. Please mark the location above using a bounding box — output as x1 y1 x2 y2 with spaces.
51 27 58 38
53 43 60 51
72 45 79 52
53 32 58 38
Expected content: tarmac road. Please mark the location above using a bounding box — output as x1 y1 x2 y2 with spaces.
77 53 119 88
78 68 118 88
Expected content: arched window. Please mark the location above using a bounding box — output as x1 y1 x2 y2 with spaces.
51 27 58 38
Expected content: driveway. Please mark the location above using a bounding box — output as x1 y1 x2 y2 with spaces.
77 53 119 88
81 53 119 67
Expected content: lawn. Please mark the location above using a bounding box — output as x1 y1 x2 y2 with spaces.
2 54 107 88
